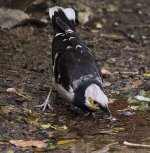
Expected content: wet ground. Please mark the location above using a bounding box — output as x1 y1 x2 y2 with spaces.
0 0 150 152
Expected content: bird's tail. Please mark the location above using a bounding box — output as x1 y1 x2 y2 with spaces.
49 6 75 35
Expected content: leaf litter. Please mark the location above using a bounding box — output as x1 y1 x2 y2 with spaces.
9 140 47 148
0 0 150 152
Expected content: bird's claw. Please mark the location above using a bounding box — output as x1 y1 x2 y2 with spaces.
84 112 96 118
35 87 53 111
35 100 53 111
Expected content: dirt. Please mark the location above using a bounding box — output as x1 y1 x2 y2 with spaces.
0 0 150 152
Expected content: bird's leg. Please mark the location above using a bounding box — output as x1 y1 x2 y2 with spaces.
84 112 96 118
35 87 53 111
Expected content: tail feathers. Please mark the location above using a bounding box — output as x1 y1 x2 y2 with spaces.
56 17 70 33
49 6 75 33
49 6 75 21
63 8 75 21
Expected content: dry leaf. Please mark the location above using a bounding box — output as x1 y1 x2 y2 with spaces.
41 123 56 129
123 80 142 91
143 73 150 77
6 150 14 153
0 141 5 145
47 132 54 138
57 139 78 145
132 80 142 88
135 95 150 102
0 105 15 115
108 98 115 104
96 23 103 29
10 140 47 148
103 81 111 87
113 127 125 132
101 68 111 75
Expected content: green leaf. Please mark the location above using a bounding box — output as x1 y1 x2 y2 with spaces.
57 139 78 145
7 150 15 153
41 123 56 129
143 73 150 77
135 96 150 102
105 4 118 12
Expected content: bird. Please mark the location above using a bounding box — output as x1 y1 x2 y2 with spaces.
36 6 112 118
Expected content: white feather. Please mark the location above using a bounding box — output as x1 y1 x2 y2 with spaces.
53 82 74 102
49 6 75 21
64 8 75 21
85 84 108 108
49 6 60 19
72 75 102 89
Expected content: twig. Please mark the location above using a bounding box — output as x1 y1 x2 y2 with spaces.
120 71 139 75
123 141 150 148
100 33 124 39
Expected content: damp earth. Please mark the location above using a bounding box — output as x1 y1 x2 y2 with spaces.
0 0 150 152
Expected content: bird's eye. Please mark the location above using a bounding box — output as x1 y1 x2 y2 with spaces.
88 98 99 109
93 101 97 104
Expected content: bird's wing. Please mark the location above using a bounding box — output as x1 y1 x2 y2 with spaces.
49 7 102 92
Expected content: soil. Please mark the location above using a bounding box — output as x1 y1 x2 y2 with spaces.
0 0 150 152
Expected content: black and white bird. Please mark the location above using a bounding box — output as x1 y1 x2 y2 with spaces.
37 6 112 117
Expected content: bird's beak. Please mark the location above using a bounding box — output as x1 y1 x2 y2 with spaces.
101 105 112 116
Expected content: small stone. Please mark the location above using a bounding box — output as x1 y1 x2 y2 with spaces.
6 88 17 94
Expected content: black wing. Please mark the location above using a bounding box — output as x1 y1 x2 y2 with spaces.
50 7 102 91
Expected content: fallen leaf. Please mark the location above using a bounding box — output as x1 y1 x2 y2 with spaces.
96 23 103 29
0 105 15 115
123 80 142 91
115 90 120 95
143 73 150 77
135 96 150 102
10 140 47 148
0 141 5 145
132 80 142 88
130 105 139 110
104 4 118 12
57 139 78 145
101 68 111 75
78 11 91 24
103 81 111 87
113 127 125 132
6 87 30 100
25 118 40 127
108 98 115 104
6 150 14 153
41 123 56 129
47 132 54 138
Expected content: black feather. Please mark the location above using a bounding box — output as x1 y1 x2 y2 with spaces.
74 80 103 111
51 7 102 94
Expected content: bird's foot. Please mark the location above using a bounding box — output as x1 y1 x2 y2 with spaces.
84 112 96 118
35 87 53 111
35 99 53 111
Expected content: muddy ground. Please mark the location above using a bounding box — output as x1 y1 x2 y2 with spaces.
0 0 150 152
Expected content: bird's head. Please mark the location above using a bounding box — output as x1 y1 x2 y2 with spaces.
74 80 111 116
